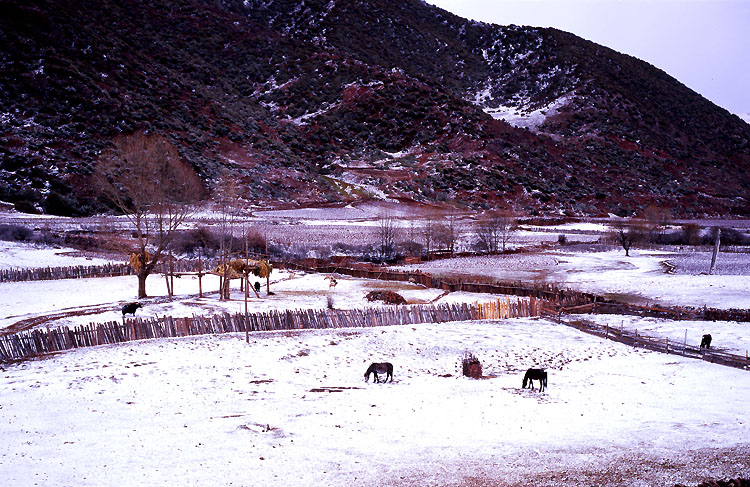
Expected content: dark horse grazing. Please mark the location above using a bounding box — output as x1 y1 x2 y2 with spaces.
364 362 393 383
700 334 712 349
121 302 142 316
522 368 547 392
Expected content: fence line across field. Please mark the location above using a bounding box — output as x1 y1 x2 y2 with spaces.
0 259 223 283
0 297 539 362
550 314 750 371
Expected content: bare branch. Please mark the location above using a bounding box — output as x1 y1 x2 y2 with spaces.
93 132 204 297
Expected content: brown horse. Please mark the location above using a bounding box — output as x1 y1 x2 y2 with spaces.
364 362 393 383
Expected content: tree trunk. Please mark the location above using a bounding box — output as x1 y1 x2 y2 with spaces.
137 271 148 298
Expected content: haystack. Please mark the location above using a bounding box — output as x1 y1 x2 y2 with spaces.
128 251 150 273
365 290 407 305
212 259 273 279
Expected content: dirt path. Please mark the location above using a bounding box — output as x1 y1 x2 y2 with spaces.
0 304 120 335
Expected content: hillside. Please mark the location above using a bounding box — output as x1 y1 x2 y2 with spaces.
1 0 749 216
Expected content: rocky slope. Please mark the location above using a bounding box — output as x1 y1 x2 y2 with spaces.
1 0 748 216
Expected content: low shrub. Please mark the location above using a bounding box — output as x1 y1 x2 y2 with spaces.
0 224 33 241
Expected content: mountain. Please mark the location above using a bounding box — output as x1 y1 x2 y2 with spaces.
1 0 749 217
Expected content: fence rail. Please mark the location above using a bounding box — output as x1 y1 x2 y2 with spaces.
0 258 224 283
0 263 135 282
549 314 750 371
280 260 596 307
0 297 539 363
554 301 750 323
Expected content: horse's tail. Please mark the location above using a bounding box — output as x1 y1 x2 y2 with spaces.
543 372 548 389
387 363 393 381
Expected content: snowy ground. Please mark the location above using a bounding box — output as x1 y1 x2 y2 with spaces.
0 270 497 333
585 314 750 357
2 221 750 486
2 320 748 487
0 241 116 270
397 249 750 310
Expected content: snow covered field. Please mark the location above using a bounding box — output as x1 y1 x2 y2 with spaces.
397 249 750 310
2 217 750 486
3 320 749 487
0 241 116 270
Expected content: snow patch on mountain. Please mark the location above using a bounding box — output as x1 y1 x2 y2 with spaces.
482 94 573 131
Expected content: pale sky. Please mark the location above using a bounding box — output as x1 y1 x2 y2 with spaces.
426 0 750 118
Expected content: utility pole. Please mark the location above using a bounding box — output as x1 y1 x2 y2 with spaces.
709 227 720 275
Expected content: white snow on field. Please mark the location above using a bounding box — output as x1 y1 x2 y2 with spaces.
585 314 750 357
525 221 611 233
393 253 559 282
399 250 750 310
2 236 750 486
0 270 497 332
2 320 748 487
550 250 750 309
0 241 116 270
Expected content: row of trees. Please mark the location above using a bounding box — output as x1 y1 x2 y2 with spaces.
93 130 520 298
94 132 747 299
375 211 517 262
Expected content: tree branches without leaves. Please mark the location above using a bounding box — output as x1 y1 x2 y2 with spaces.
93 132 204 298
476 211 516 253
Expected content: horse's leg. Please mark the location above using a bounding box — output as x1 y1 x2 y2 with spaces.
374 372 380 383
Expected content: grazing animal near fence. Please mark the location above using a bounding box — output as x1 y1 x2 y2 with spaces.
254 281 261 293
522 368 547 392
700 334 712 349
121 302 143 316
364 362 393 383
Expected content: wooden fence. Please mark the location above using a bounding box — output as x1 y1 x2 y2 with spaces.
0 258 222 283
0 297 540 363
279 260 596 307
0 263 135 282
551 301 750 323
551 314 750 371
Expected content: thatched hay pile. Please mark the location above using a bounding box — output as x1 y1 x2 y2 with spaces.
212 259 273 279
365 290 407 305
128 251 150 273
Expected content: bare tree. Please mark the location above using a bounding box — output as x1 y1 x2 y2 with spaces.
377 214 397 261
612 220 646 257
422 214 436 258
214 173 244 300
475 211 517 254
434 213 460 255
399 221 423 258
94 132 203 298
497 212 516 252
643 204 672 243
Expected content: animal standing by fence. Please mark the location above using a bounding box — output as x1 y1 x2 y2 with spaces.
700 334 712 349
121 302 142 316
0 299 538 363
522 368 547 392
364 362 393 383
